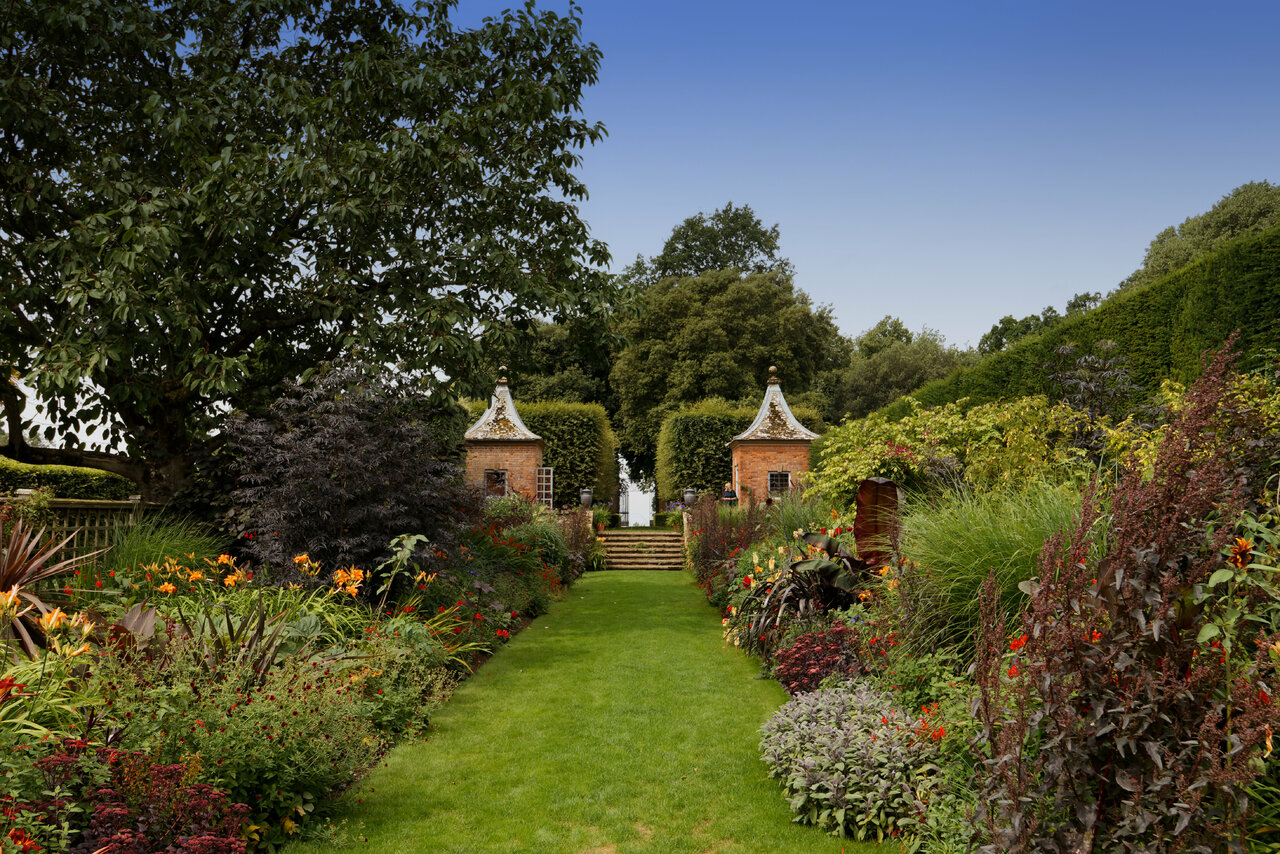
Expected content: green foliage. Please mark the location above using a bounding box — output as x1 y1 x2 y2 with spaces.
1 0 610 500
883 225 1280 417
759 680 940 843
893 482 1086 656
0 457 134 499
520 401 618 508
817 394 1091 501
612 268 848 482
98 511 228 579
654 398 823 503
95 636 383 846
620 201 794 286
1120 180 1280 292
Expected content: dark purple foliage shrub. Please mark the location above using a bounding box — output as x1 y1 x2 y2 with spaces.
772 624 861 694
228 360 482 580
972 340 1280 853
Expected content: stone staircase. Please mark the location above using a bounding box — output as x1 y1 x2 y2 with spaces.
601 529 685 571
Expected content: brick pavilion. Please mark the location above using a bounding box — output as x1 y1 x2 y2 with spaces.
728 366 818 503
463 371 546 501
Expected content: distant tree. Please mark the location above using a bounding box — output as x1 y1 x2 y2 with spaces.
620 202 793 286
610 269 849 483
0 0 609 501
827 323 974 421
855 316 914 359
1119 181 1280 291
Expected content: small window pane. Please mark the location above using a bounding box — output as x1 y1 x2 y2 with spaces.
768 471 790 495
484 469 508 497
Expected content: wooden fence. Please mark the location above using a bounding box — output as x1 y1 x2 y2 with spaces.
4 493 157 557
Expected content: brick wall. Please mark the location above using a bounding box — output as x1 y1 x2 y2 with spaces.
464 442 543 499
731 442 811 504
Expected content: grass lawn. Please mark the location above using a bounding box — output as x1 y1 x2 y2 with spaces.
286 571 893 853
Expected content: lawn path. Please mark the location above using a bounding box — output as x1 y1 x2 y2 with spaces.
287 571 891 854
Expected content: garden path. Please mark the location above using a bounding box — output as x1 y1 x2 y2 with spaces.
284 571 891 854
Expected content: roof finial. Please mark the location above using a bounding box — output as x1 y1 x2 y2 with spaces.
768 365 779 383
498 366 508 384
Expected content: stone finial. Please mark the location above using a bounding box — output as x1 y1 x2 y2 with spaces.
498 366 508 384
768 365 779 383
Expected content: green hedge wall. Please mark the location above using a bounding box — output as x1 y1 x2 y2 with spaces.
520 402 618 509
878 224 1280 420
466 399 619 508
655 400 823 504
0 457 136 499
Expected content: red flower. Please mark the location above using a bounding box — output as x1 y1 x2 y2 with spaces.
474 613 483 621
95 579 103 589
1009 634 1027 652
1007 664 1020 678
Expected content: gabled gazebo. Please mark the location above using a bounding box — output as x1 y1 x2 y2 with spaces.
728 366 819 503
464 370 546 501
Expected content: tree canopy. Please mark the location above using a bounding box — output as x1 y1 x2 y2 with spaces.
620 202 792 287
610 268 849 483
0 0 610 499
1119 181 1280 292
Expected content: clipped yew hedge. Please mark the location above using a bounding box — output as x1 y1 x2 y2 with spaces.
520 402 618 508
655 399 823 504
879 224 1280 420
0 456 136 499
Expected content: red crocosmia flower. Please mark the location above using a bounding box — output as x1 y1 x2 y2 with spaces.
95 579 103 589
1009 634 1027 652
474 614 483 621
452 627 463 634
1007 665 1020 678
511 611 518 618
742 576 753 588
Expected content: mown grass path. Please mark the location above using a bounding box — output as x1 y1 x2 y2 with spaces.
287 571 890 854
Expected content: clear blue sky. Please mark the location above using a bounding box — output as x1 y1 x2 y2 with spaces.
462 0 1280 349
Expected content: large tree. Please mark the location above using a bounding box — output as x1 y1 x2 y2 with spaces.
619 201 792 287
0 0 610 500
610 268 849 483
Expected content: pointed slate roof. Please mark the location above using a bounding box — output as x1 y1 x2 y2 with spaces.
730 366 819 445
464 370 542 443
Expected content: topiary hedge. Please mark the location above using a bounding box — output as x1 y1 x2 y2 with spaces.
0 457 136 499
878 224 1280 420
655 399 823 504
520 401 618 509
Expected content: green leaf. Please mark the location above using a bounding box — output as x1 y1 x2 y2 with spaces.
1197 623 1221 643
1207 568 1235 588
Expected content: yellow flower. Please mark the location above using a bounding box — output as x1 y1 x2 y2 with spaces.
158 582 177 594
64 641 92 658
858 590 872 602
37 607 68 633
0 585 19 612
768 557 776 571
878 566 891 577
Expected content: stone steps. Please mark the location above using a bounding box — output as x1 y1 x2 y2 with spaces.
600 530 684 571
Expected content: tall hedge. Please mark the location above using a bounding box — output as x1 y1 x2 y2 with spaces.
878 224 1280 420
520 402 618 508
0 457 136 499
655 399 823 504
466 399 618 508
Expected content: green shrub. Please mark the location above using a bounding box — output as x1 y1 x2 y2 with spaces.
519 401 618 508
893 481 1084 656
879 224 1280 419
759 679 940 843
0 456 135 499
654 398 823 504
94 631 382 848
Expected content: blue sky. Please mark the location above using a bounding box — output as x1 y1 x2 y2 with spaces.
462 0 1280 348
